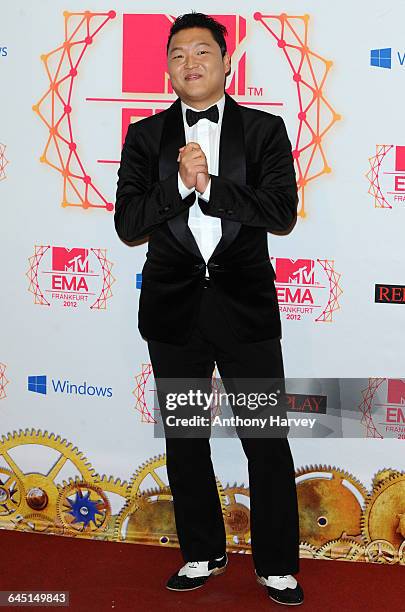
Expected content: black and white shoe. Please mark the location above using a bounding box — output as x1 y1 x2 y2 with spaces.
255 572 304 606
166 553 228 591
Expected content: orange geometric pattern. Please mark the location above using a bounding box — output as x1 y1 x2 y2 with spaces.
33 10 116 211
366 145 393 209
254 12 340 217
0 363 9 400
0 142 8 181
315 259 343 323
358 378 385 438
26 245 115 310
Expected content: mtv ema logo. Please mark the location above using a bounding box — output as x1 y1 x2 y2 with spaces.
27 246 115 310
272 258 343 323
28 374 112 398
359 378 405 439
366 145 405 209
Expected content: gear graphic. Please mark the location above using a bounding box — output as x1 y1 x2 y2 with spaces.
0 467 25 522
116 454 226 545
90 473 130 541
371 468 403 492
57 479 111 537
364 539 398 564
295 465 368 548
299 541 318 559
127 454 168 497
361 473 405 551
398 540 405 565
16 512 60 535
223 483 251 552
115 485 178 547
317 537 365 562
0 429 96 531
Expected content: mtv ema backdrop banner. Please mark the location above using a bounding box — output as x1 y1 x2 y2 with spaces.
1 0 405 567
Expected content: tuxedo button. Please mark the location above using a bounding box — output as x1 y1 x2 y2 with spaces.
193 263 204 270
226 209 234 215
218 208 225 213
162 205 171 212
208 263 222 270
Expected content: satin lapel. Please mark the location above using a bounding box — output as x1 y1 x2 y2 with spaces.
209 93 244 261
159 98 203 260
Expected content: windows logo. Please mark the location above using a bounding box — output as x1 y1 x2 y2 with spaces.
370 48 392 69
28 375 47 395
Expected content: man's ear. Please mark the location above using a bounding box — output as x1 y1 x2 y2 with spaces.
223 51 231 76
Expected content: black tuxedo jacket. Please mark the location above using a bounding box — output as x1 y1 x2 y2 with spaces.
114 93 298 344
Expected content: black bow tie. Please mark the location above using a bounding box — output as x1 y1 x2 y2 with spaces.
186 104 219 127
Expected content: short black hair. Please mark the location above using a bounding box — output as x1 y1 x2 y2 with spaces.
167 12 228 57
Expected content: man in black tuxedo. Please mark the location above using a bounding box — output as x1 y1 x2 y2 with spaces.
115 12 303 606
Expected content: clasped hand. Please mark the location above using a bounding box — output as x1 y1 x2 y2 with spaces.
177 142 210 194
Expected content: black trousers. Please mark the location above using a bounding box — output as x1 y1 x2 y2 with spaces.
147 283 300 576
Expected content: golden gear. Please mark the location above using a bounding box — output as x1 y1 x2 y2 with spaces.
56 474 129 541
398 540 405 565
127 453 226 511
295 464 368 548
371 468 402 491
0 467 25 522
299 541 318 559
127 454 168 497
317 537 365 562
15 512 60 534
222 483 251 552
57 479 111 537
116 454 227 544
0 429 96 531
364 539 397 564
361 473 405 550
115 485 178 547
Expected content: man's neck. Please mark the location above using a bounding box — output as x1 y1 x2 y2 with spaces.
181 92 225 111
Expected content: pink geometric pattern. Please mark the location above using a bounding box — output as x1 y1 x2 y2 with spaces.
89 249 115 310
365 145 393 209
0 363 9 400
133 364 156 424
33 10 116 211
26 245 51 306
315 259 343 323
0 143 8 181
254 12 340 217
358 378 385 438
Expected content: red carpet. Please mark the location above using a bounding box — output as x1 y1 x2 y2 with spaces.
0 530 403 611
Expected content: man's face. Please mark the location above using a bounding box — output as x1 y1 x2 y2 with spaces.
167 27 230 108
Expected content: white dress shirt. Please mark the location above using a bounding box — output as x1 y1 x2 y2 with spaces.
177 95 225 267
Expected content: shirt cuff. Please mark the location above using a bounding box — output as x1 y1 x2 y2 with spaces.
197 177 211 202
178 172 195 199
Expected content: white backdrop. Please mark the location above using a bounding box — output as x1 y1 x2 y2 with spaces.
1 0 404 562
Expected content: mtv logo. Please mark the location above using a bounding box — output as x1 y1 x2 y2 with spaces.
52 247 89 274
275 259 315 285
370 48 391 69
122 14 246 96
387 379 405 405
28 375 47 395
